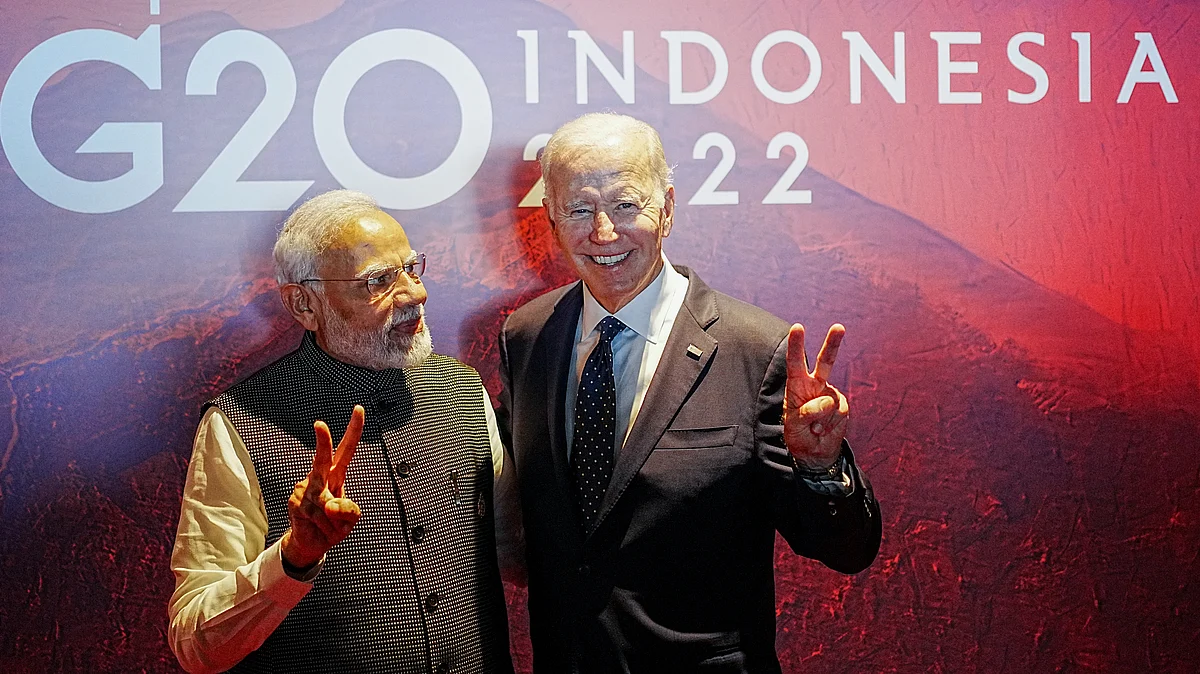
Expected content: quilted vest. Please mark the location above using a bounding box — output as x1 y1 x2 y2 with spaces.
207 332 512 674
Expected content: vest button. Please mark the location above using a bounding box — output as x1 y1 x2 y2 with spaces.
424 592 440 612
396 461 410 477
377 398 394 413
437 661 450 674
410 525 426 543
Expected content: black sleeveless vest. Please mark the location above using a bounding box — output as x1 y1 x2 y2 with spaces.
207 333 513 674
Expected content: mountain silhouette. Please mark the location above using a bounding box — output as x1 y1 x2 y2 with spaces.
0 0 1196 671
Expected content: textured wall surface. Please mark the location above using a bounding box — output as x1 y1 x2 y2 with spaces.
1 1 1197 672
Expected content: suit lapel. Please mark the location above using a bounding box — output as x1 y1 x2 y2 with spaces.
543 284 584 502
589 268 719 537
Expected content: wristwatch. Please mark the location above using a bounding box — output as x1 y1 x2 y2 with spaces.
795 452 845 481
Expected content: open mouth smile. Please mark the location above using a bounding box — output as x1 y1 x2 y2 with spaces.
590 252 630 266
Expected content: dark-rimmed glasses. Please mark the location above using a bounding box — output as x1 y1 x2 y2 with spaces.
298 252 426 298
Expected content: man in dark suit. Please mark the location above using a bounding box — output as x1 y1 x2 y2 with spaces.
497 113 882 673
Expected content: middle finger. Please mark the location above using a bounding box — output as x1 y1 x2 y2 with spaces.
813 324 845 383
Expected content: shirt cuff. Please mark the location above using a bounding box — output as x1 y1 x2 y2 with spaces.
798 453 855 497
263 538 323 594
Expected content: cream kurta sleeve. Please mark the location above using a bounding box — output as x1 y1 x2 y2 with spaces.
168 385 505 673
167 407 319 674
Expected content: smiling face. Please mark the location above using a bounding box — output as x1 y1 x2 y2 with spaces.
286 210 432 370
543 134 675 313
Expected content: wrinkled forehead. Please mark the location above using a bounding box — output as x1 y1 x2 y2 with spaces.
561 131 655 168
549 143 658 194
319 211 414 274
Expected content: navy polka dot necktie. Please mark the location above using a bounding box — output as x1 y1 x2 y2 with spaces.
571 316 626 530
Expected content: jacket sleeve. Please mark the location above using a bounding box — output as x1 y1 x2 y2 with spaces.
756 335 882 574
492 318 527 585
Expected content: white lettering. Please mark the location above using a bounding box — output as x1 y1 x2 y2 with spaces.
174 31 311 212
569 30 635 104
689 132 738 205
661 30 729 105
518 133 551 208
843 31 905 104
1071 32 1091 103
751 30 822 104
763 132 811 205
1117 32 1177 103
0 26 162 213
312 29 493 210
930 31 982 104
517 30 539 104
1007 32 1048 104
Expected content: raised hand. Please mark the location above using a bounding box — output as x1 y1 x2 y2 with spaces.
280 405 365 570
783 324 850 471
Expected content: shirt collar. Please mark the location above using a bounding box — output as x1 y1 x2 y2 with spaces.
580 253 685 345
297 330 406 393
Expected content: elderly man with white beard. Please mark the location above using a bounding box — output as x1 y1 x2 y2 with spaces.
168 190 514 674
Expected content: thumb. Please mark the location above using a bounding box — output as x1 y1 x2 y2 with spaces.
796 396 835 435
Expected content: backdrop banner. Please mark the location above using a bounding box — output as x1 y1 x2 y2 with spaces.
1 1 1197 671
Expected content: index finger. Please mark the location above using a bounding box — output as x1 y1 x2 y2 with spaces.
812 323 845 383
329 405 364 494
786 323 810 382
311 420 334 484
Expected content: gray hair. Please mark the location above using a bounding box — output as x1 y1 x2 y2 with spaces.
540 112 673 204
273 189 380 285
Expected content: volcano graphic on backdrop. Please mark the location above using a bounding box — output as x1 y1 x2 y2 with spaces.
1 0 1197 671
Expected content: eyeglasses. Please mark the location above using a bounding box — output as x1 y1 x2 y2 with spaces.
298 253 426 297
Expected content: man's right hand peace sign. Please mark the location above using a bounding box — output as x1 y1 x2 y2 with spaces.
280 405 365 570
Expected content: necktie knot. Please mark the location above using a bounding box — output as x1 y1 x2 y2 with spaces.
596 316 626 344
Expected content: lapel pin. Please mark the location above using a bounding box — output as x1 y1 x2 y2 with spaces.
686 344 704 360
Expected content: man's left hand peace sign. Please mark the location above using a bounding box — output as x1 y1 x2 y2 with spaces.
783 323 850 471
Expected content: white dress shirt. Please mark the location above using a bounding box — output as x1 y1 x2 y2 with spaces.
565 254 852 493
565 254 690 455
167 385 505 674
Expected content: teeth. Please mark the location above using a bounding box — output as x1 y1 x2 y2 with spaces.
591 252 630 265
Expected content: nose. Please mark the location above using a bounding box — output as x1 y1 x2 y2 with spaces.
591 211 618 244
390 273 427 307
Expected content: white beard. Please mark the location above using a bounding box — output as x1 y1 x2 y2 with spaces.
321 302 433 370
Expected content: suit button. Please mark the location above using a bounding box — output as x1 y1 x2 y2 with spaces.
396 461 410 478
377 398 393 413
411 525 426 544
425 592 440 612
436 661 450 674
577 564 590 579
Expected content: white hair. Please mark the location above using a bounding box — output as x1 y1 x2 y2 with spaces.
273 189 381 285
540 112 674 205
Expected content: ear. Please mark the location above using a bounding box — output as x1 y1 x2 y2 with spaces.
280 283 320 332
660 185 675 238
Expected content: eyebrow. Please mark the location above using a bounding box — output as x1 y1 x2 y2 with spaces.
562 190 645 210
354 263 388 279
357 253 418 278
606 183 650 199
